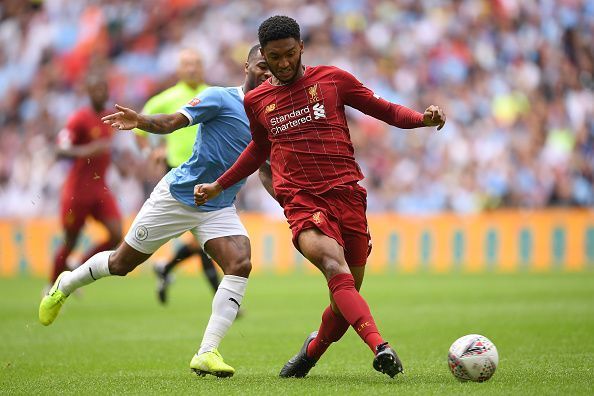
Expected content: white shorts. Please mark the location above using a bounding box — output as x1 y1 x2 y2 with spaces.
124 178 248 254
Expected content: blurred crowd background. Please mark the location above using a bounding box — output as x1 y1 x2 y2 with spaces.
0 0 593 218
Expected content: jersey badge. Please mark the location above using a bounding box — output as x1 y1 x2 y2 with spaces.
188 97 201 106
306 83 321 104
90 126 101 139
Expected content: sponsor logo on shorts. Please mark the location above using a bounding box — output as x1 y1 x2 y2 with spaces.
135 225 148 241
312 211 323 225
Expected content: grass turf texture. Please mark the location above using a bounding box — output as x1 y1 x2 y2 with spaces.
1 271 593 395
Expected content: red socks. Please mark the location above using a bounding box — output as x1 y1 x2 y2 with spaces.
307 305 350 359
325 273 385 354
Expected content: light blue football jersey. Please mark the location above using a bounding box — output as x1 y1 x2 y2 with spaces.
166 86 251 211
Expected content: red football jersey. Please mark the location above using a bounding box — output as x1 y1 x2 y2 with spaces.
57 107 114 196
218 65 424 204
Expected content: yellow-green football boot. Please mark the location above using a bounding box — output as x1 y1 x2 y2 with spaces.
190 349 235 378
39 271 70 326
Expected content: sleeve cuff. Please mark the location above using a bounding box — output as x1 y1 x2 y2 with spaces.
176 109 193 126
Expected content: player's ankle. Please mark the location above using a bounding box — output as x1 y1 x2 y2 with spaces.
375 342 390 354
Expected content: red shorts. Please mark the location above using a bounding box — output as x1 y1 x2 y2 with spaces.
282 183 372 267
60 188 121 232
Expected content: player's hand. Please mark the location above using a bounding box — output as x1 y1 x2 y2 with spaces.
422 105 446 130
101 104 139 130
194 182 223 206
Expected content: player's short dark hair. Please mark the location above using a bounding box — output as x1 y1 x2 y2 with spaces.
247 44 261 61
258 15 300 48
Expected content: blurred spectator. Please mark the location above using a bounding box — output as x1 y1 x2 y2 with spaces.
0 0 593 217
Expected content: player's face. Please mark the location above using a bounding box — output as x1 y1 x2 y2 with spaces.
178 50 203 85
245 53 271 91
87 80 108 108
261 38 304 84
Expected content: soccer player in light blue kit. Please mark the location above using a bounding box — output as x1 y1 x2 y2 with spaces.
39 45 272 378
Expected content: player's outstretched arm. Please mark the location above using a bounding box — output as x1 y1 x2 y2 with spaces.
56 139 111 158
102 104 189 134
335 67 446 130
422 105 446 130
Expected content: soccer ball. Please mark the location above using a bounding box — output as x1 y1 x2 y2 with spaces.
448 334 498 382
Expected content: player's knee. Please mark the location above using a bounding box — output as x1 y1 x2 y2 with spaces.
225 256 252 277
319 255 348 279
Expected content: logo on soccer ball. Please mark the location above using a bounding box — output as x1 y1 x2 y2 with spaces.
306 83 321 103
312 211 323 225
265 103 276 113
188 97 201 106
135 225 148 241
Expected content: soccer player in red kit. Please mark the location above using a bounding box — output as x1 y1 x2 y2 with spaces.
194 16 446 378
51 76 122 286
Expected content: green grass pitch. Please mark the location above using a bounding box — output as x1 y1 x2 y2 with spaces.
1 271 593 395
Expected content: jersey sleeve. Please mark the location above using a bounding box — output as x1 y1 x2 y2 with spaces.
334 67 425 129
216 97 270 189
176 87 222 127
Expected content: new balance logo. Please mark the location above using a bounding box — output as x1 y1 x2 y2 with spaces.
313 103 326 119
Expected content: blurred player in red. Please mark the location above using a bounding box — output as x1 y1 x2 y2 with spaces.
51 76 122 286
194 16 446 379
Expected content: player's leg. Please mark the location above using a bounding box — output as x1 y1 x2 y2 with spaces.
323 254 403 378
160 241 200 276
50 227 80 284
50 199 86 284
298 228 386 351
281 228 394 377
308 223 370 358
333 185 404 377
306 266 365 361
198 242 220 294
39 178 187 325
154 237 219 304
196 235 251 353
153 238 199 304
39 241 151 326
81 191 122 263
189 206 250 378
